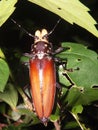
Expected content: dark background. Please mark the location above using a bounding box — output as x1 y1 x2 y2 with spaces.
0 0 98 52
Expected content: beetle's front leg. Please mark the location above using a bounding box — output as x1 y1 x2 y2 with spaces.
54 57 67 70
53 46 70 55
52 47 64 55
54 56 79 72
53 46 70 69
23 53 33 58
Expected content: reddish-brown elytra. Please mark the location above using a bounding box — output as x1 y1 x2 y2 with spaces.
11 19 61 123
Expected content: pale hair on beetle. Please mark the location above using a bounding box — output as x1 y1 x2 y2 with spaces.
34 29 48 43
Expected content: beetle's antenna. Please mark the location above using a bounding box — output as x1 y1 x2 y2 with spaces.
48 19 61 36
11 19 35 38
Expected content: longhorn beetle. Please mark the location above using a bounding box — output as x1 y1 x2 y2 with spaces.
11 19 64 123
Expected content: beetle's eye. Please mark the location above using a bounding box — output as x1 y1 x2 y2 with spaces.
42 34 48 40
35 36 39 40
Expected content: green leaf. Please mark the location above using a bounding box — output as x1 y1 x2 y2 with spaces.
70 105 90 130
50 105 60 122
72 105 83 114
12 104 35 122
0 0 17 26
57 43 98 106
65 121 79 129
0 83 18 109
17 106 40 124
28 0 98 37
0 48 5 59
58 65 72 87
20 55 29 63
0 58 10 92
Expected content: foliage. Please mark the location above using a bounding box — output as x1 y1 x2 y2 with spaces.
29 0 98 37
0 50 9 92
0 0 98 130
0 0 98 37
0 0 17 26
58 43 98 106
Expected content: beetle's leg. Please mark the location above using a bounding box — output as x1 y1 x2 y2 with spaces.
52 46 70 55
54 57 67 69
23 53 32 58
54 57 79 72
53 47 64 55
56 82 61 89
53 46 70 69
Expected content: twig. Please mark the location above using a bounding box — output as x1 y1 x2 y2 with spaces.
54 121 61 130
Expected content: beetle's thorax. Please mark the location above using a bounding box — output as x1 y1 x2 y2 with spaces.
31 29 52 59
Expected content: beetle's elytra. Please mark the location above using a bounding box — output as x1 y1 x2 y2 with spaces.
29 29 56 123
